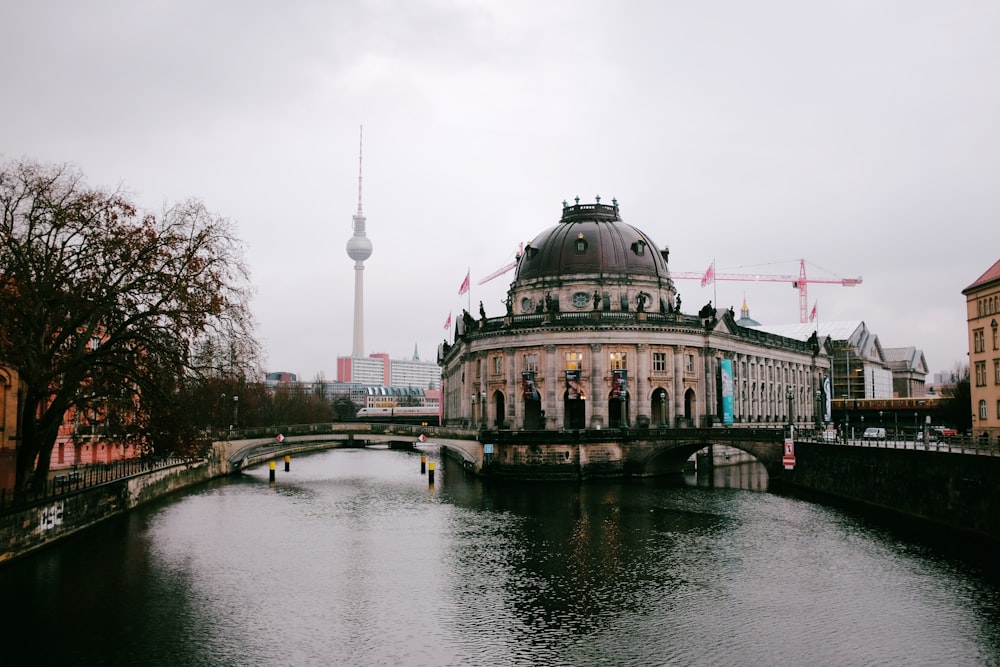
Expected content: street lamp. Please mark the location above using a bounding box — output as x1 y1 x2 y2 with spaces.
785 386 794 437
815 389 823 429
233 395 239 429
659 389 666 427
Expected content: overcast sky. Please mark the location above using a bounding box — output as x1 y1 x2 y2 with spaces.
3 1 997 381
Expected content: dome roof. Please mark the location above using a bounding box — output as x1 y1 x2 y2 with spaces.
515 200 669 282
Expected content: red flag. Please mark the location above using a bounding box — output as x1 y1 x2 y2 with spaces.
458 271 470 295
700 261 715 288
809 301 817 322
443 312 452 330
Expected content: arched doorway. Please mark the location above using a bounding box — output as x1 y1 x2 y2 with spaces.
492 390 506 429
683 388 696 426
650 387 669 426
608 390 630 428
563 391 586 430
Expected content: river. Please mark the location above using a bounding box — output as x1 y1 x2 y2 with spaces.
2 445 999 666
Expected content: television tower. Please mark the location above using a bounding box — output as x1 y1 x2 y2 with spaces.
346 126 373 358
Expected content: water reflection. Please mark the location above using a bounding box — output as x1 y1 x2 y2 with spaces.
1 448 999 666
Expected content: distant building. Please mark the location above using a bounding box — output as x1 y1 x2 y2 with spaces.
962 258 1000 444
734 297 761 327
882 347 928 398
751 321 897 400
336 351 440 389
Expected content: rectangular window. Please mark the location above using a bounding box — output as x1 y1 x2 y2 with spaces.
995 359 1000 385
652 352 667 373
976 361 987 386
524 353 539 373
609 352 626 371
565 351 583 370
685 354 695 373
994 326 999 351
975 329 985 353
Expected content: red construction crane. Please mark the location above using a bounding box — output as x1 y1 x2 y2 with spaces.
672 258 862 323
478 243 524 285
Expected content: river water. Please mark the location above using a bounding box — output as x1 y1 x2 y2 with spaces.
2 445 1000 666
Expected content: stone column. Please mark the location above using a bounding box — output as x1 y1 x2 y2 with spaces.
589 343 604 428
673 345 685 426
636 343 650 426
545 344 558 429
505 348 518 429
703 348 716 427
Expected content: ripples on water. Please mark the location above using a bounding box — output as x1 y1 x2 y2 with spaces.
2 446 1000 666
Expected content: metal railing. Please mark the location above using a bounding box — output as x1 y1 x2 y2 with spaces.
804 430 1000 456
0 456 188 515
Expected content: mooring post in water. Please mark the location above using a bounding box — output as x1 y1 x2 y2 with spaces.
428 461 435 485
284 455 290 472
421 455 427 474
269 460 276 482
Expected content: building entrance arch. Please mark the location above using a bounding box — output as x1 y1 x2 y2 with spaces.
608 390 630 428
492 390 505 428
651 387 669 426
684 388 696 425
563 391 586 430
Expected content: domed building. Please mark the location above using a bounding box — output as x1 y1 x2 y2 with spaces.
439 198 831 446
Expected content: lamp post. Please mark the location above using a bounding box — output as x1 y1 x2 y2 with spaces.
481 391 487 427
659 389 666 427
233 395 239 429
914 412 918 443
815 389 823 430
785 386 794 438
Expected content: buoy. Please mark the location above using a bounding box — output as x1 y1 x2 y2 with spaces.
428 461 435 485
269 460 276 482
421 455 427 474
284 455 290 472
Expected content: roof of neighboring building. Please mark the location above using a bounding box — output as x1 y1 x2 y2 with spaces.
751 320 886 363
963 258 1000 293
883 346 928 374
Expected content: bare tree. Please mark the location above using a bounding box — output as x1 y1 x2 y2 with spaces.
0 160 259 493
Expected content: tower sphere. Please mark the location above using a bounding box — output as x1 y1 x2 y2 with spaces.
347 234 373 261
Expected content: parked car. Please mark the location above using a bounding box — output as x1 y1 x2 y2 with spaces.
863 427 886 440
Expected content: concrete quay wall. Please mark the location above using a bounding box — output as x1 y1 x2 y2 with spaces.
0 437 329 566
780 442 1000 542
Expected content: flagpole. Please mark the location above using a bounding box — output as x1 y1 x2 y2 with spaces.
467 266 471 314
713 259 717 312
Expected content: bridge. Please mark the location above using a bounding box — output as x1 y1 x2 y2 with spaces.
223 421 789 480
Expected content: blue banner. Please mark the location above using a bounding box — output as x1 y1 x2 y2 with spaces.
720 359 734 425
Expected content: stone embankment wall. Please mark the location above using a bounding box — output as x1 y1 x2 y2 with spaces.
780 442 1000 542
0 442 242 565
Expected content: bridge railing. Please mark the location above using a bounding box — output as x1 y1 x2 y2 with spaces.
804 431 1000 456
0 456 189 516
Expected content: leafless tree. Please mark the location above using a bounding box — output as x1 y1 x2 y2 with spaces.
0 160 259 493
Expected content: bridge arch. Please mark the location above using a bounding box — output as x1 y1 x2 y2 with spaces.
634 437 785 478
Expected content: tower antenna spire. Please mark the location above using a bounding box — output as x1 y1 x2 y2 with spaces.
357 125 364 215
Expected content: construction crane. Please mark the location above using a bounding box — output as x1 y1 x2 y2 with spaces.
672 258 862 323
478 243 524 285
